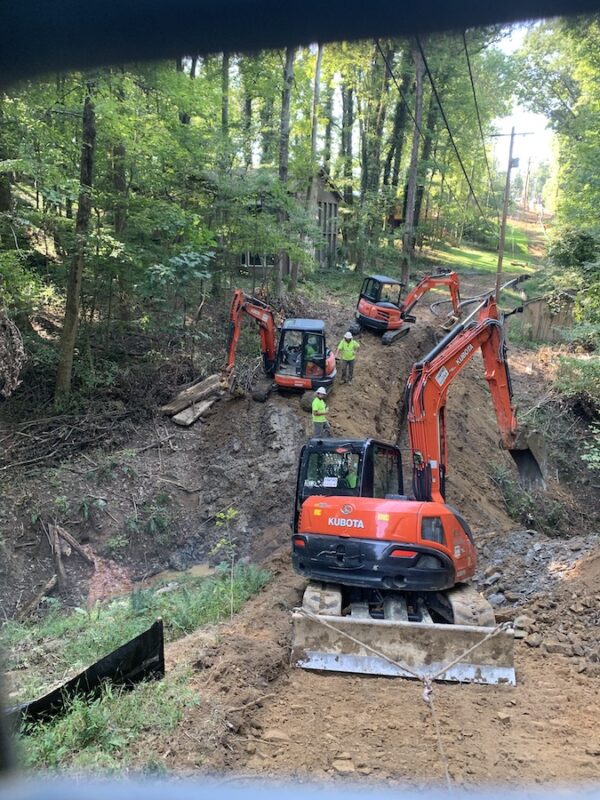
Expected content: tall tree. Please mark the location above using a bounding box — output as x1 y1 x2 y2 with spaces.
55 83 96 402
402 42 424 284
276 46 295 298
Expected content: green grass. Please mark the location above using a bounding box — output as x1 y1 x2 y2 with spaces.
3 563 270 772
19 671 196 772
3 564 270 703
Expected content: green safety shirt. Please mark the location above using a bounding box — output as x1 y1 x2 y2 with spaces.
312 396 328 422
346 471 358 489
338 339 360 361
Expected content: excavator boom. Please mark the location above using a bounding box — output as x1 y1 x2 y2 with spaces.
225 289 278 376
406 296 545 499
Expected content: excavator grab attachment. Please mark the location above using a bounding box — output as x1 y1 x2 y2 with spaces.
508 428 546 491
292 584 515 685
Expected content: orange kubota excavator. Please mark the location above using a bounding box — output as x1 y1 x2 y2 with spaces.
225 289 336 400
290 294 545 685
350 271 462 344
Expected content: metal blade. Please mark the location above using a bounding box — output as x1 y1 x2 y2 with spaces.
292 612 515 686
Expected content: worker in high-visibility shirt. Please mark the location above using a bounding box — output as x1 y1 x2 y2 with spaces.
312 386 331 437
336 331 360 384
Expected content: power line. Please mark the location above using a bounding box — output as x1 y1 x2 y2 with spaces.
415 35 490 223
462 31 501 223
375 39 464 215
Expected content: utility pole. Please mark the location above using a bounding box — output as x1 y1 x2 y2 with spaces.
495 127 515 303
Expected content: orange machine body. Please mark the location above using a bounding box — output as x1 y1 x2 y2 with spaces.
355 272 461 336
225 290 336 392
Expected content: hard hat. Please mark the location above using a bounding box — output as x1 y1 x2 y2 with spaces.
316 387 327 395
344 331 353 340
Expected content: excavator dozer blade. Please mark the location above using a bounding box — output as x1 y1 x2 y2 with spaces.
509 428 546 491
291 611 515 686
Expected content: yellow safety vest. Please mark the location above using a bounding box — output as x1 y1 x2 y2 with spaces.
338 339 360 360
312 397 328 422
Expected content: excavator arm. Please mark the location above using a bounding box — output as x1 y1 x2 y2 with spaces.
406 295 545 502
225 289 278 376
400 271 462 322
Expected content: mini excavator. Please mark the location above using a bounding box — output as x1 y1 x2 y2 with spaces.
350 271 462 344
225 289 336 400
291 294 545 685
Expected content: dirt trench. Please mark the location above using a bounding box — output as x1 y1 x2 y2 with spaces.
131 296 600 785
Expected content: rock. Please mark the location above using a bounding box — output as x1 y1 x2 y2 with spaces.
514 614 535 631
533 543 543 552
246 742 257 755
504 591 520 602
569 542 582 552
525 633 543 648
336 752 352 760
357 767 372 776
168 551 189 571
544 640 573 657
585 745 600 757
497 712 511 724
570 603 585 615
484 572 502 587
263 729 290 743
332 760 355 775
484 565 500 578
488 592 506 607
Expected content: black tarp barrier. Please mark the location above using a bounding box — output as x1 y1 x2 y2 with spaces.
5 619 164 727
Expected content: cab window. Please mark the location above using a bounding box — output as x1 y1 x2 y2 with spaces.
304 451 361 494
379 283 401 306
373 445 401 498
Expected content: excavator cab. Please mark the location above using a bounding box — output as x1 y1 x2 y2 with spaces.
353 275 405 335
274 320 336 392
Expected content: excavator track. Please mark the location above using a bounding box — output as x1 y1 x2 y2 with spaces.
292 582 515 685
382 327 410 346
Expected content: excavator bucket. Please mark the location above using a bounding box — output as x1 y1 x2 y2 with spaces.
292 611 515 686
508 428 546 491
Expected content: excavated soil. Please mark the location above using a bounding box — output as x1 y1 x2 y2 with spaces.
126 281 600 786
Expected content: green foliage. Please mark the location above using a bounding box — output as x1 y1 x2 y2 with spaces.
2 565 270 701
582 423 600 472
548 228 599 269
555 355 600 416
490 464 567 535
20 674 195 771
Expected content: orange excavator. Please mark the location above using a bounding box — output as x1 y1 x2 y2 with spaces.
350 271 462 344
291 294 545 685
225 289 336 400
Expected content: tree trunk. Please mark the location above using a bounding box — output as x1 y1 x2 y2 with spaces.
414 93 437 229
55 85 96 403
260 96 276 164
341 83 354 207
310 44 323 166
401 43 424 285
243 94 252 169
112 140 131 321
190 55 199 78
322 85 334 172
276 46 295 299
221 52 230 137
0 98 12 213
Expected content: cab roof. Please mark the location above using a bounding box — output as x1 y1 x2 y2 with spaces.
368 274 403 285
282 319 325 332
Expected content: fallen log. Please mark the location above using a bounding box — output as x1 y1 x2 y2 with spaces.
171 397 219 427
49 525 67 592
160 374 222 416
16 575 58 621
54 525 95 566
